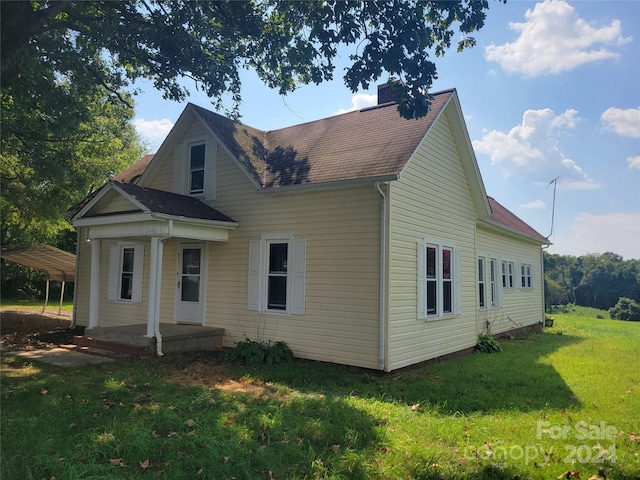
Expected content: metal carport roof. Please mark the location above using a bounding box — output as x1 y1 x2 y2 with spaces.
1 245 76 282
1 245 76 314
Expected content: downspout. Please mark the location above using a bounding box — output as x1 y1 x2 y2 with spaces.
375 181 387 371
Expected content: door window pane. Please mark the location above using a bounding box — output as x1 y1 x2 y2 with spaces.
181 248 201 302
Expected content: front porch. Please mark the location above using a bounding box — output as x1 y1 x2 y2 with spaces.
74 324 225 356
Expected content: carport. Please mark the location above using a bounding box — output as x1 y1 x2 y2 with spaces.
1 245 76 314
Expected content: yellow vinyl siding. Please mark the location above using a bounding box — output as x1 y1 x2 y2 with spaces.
97 239 149 326
204 146 382 369
138 130 382 369
387 109 479 371
86 190 139 215
476 225 544 334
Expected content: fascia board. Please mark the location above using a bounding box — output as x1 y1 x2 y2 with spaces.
72 183 117 220
150 212 239 229
257 174 399 194
446 93 491 218
137 105 196 185
72 212 153 227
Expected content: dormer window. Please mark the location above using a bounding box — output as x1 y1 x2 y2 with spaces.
189 143 205 195
174 137 217 200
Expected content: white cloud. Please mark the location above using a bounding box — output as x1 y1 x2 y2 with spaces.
485 0 631 76
335 93 377 114
522 199 546 209
551 212 640 260
473 108 597 189
601 107 640 138
134 118 174 139
628 156 640 170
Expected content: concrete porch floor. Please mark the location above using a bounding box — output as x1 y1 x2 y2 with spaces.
76 323 225 355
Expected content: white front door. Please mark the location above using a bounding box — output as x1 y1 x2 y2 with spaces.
176 243 206 324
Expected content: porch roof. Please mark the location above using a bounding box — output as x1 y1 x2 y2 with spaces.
72 181 239 242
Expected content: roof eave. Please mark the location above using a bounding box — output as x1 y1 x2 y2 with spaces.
258 174 400 194
478 218 551 246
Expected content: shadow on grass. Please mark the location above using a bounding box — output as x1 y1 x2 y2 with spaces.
1 353 384 480
231 330 585 415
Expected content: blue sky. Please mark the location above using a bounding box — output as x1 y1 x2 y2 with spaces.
132 0 640 260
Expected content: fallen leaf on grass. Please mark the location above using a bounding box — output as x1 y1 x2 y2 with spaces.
558 471 580 479
630 433 640 442
41 388 48 395
223 417 234 426
330 444 340 453
139 459 151 469
185 418 195 427
69 423 77 429
109 458 124 466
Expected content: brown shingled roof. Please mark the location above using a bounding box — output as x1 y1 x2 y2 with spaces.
111 181 236 223
192 89 454 189
487 197 548 243
114 154 154 184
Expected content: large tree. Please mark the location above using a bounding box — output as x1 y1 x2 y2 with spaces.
2 1 497 120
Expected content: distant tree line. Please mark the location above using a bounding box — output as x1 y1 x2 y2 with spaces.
544 252 640 312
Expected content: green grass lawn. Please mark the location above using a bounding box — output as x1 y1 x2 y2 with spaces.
2 308 639 479
0 298 74 313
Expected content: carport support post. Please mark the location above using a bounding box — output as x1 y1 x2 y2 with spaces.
59 280 66 315
42 278 50 313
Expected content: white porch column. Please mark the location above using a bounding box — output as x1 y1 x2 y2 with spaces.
146 236 164 339
88 238 101 329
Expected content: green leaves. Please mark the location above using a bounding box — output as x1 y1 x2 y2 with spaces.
2 1 499 120
225 338 294 365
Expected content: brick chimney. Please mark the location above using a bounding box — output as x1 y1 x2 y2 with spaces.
377 82 396 105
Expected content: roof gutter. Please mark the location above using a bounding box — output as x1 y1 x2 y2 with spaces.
258 174 399 194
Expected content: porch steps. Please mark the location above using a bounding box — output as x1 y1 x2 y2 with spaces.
61 343 135 360
72 335 150 357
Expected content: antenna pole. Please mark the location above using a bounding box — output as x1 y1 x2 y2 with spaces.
546 177 559 239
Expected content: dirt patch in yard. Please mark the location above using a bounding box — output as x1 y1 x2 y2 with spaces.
0 308 84 351
0 309 280 398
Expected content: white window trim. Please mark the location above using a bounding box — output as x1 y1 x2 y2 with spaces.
520 262 533 290
478 256 487 309
247 234 306 316
108 242 144 303
501 259 516 291
173 135 217 200
417 238 460 320
489 257 499 307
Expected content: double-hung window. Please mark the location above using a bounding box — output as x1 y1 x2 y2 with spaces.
173 137 217 200
478 257 486 308
248 235 306 315
521 263 533 289
267 242 288 310
502 260 515 289
418 239 458 319
489 258 498 307
189 143 205 195
108 243 144 303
